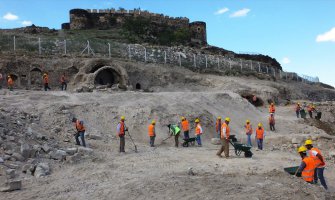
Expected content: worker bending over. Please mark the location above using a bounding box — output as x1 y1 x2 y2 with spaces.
297 146 316 184
168 124 181 147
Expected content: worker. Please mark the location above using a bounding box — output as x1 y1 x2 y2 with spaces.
43 73 51 91
181 117 190 139
269 103 276 114
307 104 315 118
215 116 222 138
194 118 203 147
60 73 67 91
72 117 86 147
297 146 315 184
117 116 127 152
217 117 230 158
305 140 328 190
244 119 253 146
148 120 156 147
255 123 265 150
269 113 275 131
7 75 14 91
167 124 181 147
295 103 301 118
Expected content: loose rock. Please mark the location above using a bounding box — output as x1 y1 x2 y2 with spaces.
0 180 22 192
34 163 50 178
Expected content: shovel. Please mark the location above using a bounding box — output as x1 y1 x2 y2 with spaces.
126 130 138 153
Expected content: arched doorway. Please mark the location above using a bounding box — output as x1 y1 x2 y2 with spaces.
30 67 42 86
135 83 141 90
94 67 120 87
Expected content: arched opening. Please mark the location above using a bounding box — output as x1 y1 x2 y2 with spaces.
242 94 264 107
30 68 42 85
90 63 106 73
135 83 141 90
94 68 119 86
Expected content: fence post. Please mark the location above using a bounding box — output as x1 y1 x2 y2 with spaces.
240 59 243 71
38 38 41 55
64 40 67 55
273 69 276 77
258 62 260 72
250 60 252 70
144 47 147 62
13 36 16 52
193 54 196 68
108 43 111 58
164 51 167 64
279 70 281 79
205 55 208 68
217 57 220 69
128 45 131 60
178 53 181 67
87 40 90 55
266 66 269 74
229 61 232 70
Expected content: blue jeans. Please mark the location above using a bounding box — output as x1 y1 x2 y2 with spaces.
247 134 252 146
314 167 328 190
184 131 189 139
75 131 86 147
257 139 263 150
196 135 202 145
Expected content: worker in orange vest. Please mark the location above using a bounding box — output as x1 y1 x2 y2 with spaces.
269 113 275 131
7 75 14 91
307 104 315 118
255 123 265 150
43 73 51 91
72 117 86 147
269 103 275 114
60 73 67 91
195 118 203 146
148 120 156 147
215 116 222 138
117 116 127 152
181 117 190 139
295 103 301 118
297 146 316 184
244 119 253 146
217 117 230 158
305 140 328 190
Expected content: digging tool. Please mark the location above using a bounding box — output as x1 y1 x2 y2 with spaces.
126 130 138 152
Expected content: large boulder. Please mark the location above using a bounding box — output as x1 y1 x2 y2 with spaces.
65 148 78 155
34 163 50 178
0 180 22 192
50 150 67 161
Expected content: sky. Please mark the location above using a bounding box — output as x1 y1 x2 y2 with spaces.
1 0 335 86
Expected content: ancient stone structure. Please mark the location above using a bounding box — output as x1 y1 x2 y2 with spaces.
62 8 207 45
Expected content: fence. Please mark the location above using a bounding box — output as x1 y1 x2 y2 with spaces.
0 34 319 83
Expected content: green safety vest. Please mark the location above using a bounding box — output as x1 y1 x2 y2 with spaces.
170 125 181 136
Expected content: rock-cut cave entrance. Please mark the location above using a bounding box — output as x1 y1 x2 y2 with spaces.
94 67 120 86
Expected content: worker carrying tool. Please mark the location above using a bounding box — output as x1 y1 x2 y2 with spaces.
215 116 222 138
117 116 127 152
305 140 328 190
7 75 14 91
181 117 190 139
269 113 275 131
255 123 265 150
295 103 301 118
72 117 86 147
167 124 181 147
148 120 156 147
217 117 230 158
269 103 276 114
296 146 316 184
43 73 51 91
194 118 203 147
244 119 253 146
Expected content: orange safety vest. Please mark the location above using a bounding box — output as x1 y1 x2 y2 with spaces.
60 75 65 83
269 105 275 113
7 78 13 86
307 105 314 112
295 105 301 111
118 121 125 136
269 116 275 124
44 76 49 84
181 120 189 131
245 124 252 135
75 120 85 132
195 123 202 135
215 120 221 132
308 147 325 168
221 123 230 139
302 157 315 183
148 124 155 136
255 128 264 139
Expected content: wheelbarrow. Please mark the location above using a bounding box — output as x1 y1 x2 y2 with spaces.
284 166 301 177
182 137 196 147
228 135 253 158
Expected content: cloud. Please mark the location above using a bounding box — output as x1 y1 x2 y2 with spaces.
316 27 335 42
3 12 19 20
22 20 32 26
230 8 250 18
214 8 229 15
282 57 291 64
